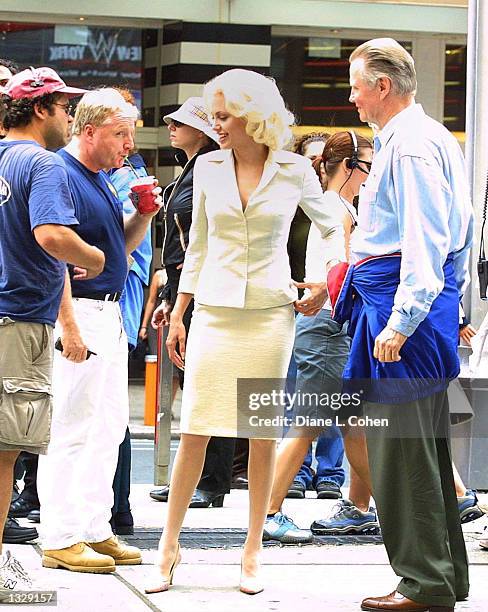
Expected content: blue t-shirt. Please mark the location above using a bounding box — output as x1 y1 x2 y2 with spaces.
58 149 128 295
0 140 79 326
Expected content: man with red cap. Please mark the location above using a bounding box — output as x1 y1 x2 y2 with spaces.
0 67 105 599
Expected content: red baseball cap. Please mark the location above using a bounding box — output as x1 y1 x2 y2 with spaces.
3 67 88 100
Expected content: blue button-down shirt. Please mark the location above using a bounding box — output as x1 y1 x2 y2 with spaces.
350 103 473 337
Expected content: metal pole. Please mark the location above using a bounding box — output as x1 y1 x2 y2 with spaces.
153 324 173 485
452 0 488 488
466 0 488 329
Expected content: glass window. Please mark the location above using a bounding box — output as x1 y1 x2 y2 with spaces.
0 22 156 116
271 36 412 128
444 44 466 133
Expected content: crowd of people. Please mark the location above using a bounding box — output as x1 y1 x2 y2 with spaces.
0 37 486 611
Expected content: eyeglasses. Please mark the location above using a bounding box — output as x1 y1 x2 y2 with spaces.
356 159 372 174
53 103 73 115
0 79 9 87
169 119 184 128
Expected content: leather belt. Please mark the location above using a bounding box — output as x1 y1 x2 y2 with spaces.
73 291 121 302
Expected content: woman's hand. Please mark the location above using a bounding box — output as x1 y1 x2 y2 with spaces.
459 323 477 346
151 301 172 328
138 326 148 341
166 318 186 369
293 281 328 316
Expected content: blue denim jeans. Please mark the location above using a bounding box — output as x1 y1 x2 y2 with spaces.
292 310 350 489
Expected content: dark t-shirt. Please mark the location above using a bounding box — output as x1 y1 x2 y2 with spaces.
58 149 127 295
0 140 79 326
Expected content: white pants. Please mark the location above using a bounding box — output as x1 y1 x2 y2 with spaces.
38 298 128 550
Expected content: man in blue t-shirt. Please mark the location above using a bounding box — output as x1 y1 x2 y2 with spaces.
0 67 105 596
37 88 161 574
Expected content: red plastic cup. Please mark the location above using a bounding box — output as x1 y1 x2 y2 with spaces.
129 176 158 214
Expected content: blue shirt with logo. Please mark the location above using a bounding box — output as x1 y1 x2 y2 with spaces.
58 149 128 295
0 140 79 326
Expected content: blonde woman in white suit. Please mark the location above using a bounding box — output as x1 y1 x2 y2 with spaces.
145 68 346 596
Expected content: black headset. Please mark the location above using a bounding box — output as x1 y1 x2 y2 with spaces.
345 130 359 170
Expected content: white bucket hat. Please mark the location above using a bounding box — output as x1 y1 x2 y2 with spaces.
163 97 219 143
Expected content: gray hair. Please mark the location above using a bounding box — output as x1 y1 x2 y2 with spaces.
73 88 139 136
349 38 417 97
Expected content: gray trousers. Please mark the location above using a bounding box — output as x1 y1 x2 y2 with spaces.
364 390 469 607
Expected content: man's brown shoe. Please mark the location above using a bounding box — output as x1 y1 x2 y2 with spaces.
361 591 454 611
89 535 142 565
42 542 115 573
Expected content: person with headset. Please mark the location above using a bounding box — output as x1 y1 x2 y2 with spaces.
263 130 377 544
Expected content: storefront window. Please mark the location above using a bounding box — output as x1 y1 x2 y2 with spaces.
271 36 412 128
0 22 153 113
444 44 467 133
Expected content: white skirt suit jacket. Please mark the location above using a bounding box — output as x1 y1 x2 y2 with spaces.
177 148 346 437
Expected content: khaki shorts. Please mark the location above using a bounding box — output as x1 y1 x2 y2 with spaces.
0 317 53 454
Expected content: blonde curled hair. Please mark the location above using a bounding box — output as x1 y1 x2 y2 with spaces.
203 69 295 151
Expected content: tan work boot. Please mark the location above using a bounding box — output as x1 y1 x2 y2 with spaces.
42 542 115 573
88 535 142 565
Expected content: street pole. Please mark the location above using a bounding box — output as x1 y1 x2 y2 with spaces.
466 0 488 329
452 0 488 489
154 325 172 485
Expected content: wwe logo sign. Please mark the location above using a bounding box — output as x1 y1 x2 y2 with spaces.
87 31 119 66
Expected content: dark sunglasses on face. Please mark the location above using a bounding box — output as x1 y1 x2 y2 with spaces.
170 119 185 128
356 159 372 174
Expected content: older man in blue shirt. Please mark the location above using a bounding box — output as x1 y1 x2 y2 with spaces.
345 39 472 612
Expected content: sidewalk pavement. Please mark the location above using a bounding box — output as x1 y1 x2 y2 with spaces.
5 382 487 611
7 488 488 611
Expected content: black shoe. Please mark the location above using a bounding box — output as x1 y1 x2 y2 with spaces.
27 509 40 523
149 486 170 502
2 517 38 544
11 483 20 504
231 476 248 490
9 496 40 518
110 511 134 536
316 481 342 500
189 489 225 508
286 480 306 499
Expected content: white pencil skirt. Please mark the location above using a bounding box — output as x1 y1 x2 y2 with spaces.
180 302 295 439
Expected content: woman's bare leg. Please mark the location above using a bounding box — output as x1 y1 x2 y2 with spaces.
155 433 210 577
268 434 316 514
243 439 276 580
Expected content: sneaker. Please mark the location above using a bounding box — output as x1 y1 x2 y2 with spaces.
310 499 380 535
42 542 115 573
316 481 342 500
458 490 485 524
263 512 313 544
89 535 141 565
285 480 305 499
0 551 33 602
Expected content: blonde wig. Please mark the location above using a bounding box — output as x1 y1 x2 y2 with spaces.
204 69 295 151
